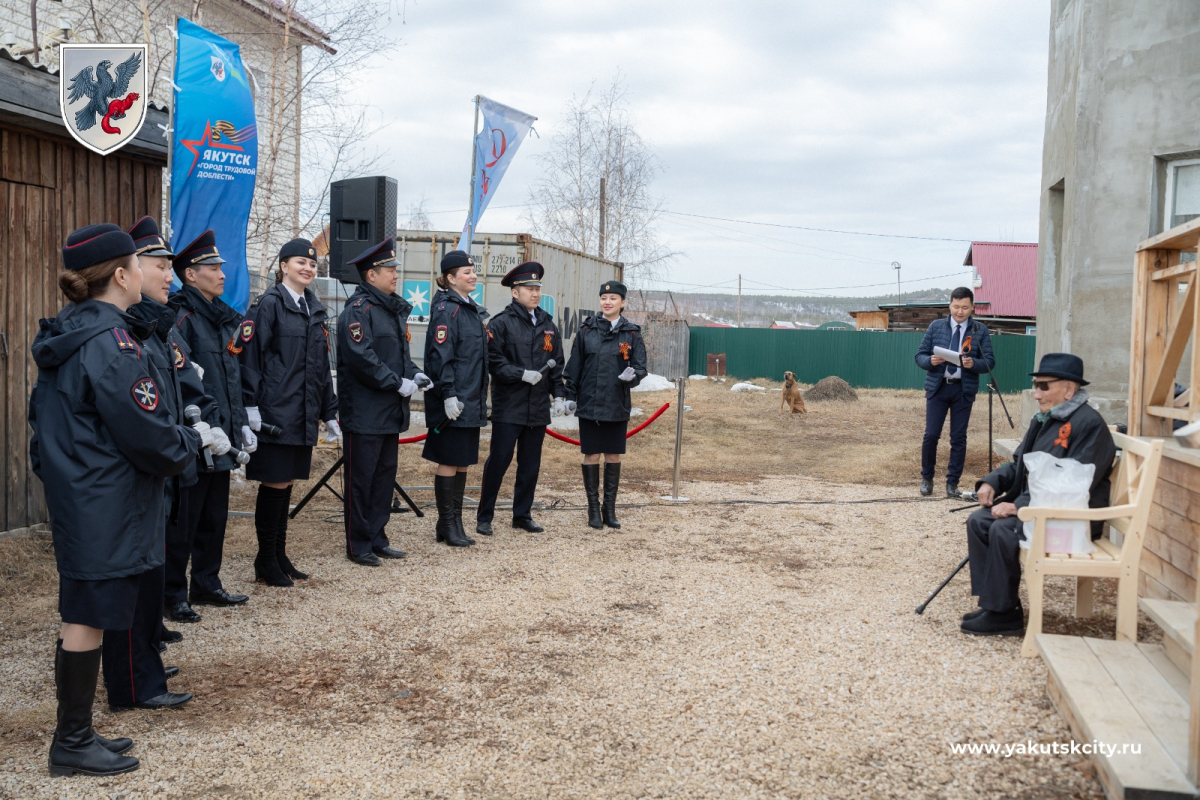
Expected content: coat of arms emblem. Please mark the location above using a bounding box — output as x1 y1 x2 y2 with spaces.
59 44 148 156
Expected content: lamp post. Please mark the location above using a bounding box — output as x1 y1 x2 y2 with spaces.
892 261 901 305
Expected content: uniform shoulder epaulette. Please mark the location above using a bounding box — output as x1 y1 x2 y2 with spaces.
249 293 264 308
351 297 366 308
109 327 141 356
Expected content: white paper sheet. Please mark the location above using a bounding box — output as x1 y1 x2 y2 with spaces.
933 346 962 367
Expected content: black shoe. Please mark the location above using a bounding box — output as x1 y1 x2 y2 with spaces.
164 601 201 624
601 463 622 529
373 546 407 559
50 646 140 777
189 588 249 607
946 483 961 499
435 475 473 547
348 552 382 567
919 479 933 496
255 485 294 587
161 628 182 644
582 464 603 529
512 518 544 533
963 603 1020 622
960 608 1025 636
276 486 308 580
156 641 167 654
452 472 475 545
475 520 494 536
164 666 179 679
109 692 193 712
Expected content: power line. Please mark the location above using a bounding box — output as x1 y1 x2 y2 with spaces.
657 209 975 243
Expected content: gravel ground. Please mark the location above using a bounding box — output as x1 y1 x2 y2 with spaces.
0 470 1114 799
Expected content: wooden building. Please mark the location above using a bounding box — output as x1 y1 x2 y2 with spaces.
0 48 168 533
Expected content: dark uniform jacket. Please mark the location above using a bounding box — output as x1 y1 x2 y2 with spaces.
423 289 489 430
976 390 1117 538
914 316 996 399
239 283 338 446
171 285 250 470
564 315 648 422
487 300 565 427
29 300 201 580
336 282 419 435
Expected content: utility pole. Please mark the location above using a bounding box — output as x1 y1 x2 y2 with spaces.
737 273 742 327
598 177 607 259
892 261 902 305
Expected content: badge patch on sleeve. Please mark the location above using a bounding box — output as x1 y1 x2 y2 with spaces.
435 325 448 344
172 343 186 370
132 377 159 411
240 320 255 342
349 321 364 343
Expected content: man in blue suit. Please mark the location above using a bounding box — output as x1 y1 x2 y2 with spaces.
914 287 995 497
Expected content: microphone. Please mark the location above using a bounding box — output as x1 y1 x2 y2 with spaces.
259 422 283 437
184 404 214 473
229 448 251 466
539 358 557 376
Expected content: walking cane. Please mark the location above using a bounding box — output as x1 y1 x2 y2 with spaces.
915 556 969 615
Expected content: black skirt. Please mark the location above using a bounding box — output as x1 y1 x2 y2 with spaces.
578 418 628 455
422 426 481 467
247 442 314 483
59 573 141 629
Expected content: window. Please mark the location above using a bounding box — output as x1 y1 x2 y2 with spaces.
1165 158 1200 231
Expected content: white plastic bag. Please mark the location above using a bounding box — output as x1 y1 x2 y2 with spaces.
1020 452 1096 555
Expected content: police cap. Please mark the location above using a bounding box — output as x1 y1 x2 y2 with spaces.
348 237 399 272
127 216 175 258
62 224 137 272
501 261 544 288
279 238 317 262
172 230 225 278
440 249 474 274
599 280 627 299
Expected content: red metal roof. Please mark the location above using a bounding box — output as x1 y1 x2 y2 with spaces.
963 242 1037 318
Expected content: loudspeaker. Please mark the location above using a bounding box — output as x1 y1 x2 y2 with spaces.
328 176 398 283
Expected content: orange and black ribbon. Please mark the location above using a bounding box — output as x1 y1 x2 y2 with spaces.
619 342 631 361
1054 422 1071 450
543 331 553 352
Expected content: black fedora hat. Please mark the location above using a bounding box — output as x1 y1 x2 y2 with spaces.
1030 352 1088 386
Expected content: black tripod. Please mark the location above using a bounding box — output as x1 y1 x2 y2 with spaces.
289 454 424 519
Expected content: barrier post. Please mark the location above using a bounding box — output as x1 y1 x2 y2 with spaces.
661 377 689 502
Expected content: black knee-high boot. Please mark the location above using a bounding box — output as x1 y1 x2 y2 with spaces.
275 485 307 580
602 462 622 529
452 472 475 545
49 646 139 777
55 641 132 755
581 464 602 529
254 486 293 587
435 475 472 547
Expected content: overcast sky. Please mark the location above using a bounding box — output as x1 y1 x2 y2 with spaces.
347 0 1050 298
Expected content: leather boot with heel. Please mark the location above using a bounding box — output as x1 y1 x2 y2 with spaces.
49 646 139 777
452 472 475 545
581 464 603 529
602 462 622 529
254 486 293 587
435 475 473 547
54 642 131 755
275 485 308 580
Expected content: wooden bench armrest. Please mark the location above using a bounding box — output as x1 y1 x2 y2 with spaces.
1016 504 1138 523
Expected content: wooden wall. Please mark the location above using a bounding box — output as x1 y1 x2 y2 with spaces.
0 123 163 532
1140 449 1200 603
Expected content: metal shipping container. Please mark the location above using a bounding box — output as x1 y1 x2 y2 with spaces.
393 230 624 368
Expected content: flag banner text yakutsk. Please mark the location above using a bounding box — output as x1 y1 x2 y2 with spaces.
170 18 258 312
458 96 536 250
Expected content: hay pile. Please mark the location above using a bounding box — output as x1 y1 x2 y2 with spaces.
804 376 859 402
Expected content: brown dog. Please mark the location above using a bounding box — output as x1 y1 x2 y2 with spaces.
780 371 807 414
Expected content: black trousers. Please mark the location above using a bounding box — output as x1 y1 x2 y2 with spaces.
343 431 399 557
921 380 974 484
102 564 168 706
477 422 546 524
966 508 1024 612
164 470 231 605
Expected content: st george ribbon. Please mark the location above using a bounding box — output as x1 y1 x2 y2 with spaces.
169 18 258 313
457 95 537 251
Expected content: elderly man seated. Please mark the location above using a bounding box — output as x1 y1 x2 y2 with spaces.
960 353 1117 636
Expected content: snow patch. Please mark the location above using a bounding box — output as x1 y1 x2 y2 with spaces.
731 382 767 392
631 373 675 392
688 374 708 381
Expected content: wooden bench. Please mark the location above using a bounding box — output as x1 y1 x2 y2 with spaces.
1017 431 1165 658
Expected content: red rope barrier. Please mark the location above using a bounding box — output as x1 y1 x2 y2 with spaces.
398 433 428 444
545 402 671 448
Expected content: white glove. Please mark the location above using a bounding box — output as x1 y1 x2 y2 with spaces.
551 397 567 417
618 366 636 382
444 397 464 421
191 420 215 449
521 369 543 386
241 425 258 454
325 419 342 443
398 377 418 397
247 406 262 432
566 400 577 414
414 372 432 390
209 426 232 456
191 362 205 380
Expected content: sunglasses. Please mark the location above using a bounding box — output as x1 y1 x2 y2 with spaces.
1032 378 1063 391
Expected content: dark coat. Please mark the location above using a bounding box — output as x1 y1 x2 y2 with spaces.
238 283 338 446
29 300 201 580
976 391 1117 538
336 282 419 435
487 300 566 426
423 289 490 430
914 316 996 400
171 285 250 469
564 315 648 423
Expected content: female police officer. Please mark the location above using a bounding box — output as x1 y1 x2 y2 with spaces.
30 224 204 776
564 281 647 529
239 238 338 585
423 249 489 547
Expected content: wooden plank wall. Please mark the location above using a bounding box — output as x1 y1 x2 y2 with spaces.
1140 453 1200 602
0 123 163 531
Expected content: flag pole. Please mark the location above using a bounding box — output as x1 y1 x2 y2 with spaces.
464 94 480 250
164 17 178 239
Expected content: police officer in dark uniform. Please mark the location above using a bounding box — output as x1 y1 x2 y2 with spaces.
30 224 204 776
423 249 490 547
564 281 648 529
166 230 252 624
337 237 430 566
239 238 339 584
475 261 565 535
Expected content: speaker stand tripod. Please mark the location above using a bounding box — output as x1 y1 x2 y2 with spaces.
289 455 424 519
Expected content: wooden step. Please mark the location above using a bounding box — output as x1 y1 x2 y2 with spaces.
1037 634 1195 799
1140 598 1195 676
994 438 1020 462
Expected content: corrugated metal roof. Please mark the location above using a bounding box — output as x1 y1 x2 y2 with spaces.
963 241 1037 318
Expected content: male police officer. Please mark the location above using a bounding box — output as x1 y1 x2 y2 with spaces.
476 261 566 535
337 237 430 566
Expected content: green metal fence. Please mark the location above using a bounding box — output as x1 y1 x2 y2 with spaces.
688 328 1037 391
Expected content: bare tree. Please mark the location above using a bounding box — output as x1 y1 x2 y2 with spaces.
403 194 432 230
523 74 676 286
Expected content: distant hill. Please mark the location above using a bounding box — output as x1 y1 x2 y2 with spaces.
630 288 953 328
